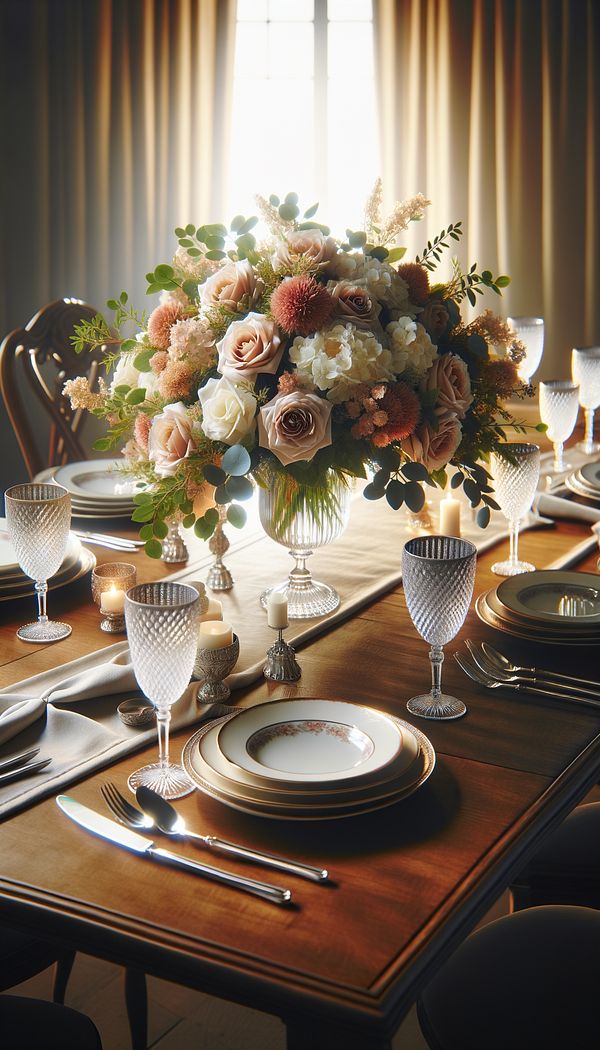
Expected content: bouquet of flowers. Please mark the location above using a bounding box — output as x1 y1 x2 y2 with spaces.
66 183 536 557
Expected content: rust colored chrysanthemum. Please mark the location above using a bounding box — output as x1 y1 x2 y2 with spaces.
371 381 421 446
157 360 194 400
270 275 333 336
149 350 168 374
133 412 152 451
147 302 186 350
397 262 430 305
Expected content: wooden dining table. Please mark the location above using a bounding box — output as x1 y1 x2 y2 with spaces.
1 513 599 1049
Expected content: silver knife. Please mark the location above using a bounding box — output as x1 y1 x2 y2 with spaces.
0 747 40 774
0 757 51 785
56 795 292 907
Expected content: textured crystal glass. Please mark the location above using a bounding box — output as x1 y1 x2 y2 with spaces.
402 536 477 720
539 380 580 474
258 469 351 619
572 347 600 455
490 443 540 576
125 582 201 799
4 483 72 643
508 316 544 382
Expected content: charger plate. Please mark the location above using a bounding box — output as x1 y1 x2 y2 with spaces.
182 714 435 820
475 591 599 646
215 698 404 784
579 461 600 490
496 571 600 625
488 587 599 635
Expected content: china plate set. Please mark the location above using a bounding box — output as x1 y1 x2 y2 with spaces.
0 518 95 603
565 460 600 503
34 460 138 520
476 570 600 646
182 698 435 820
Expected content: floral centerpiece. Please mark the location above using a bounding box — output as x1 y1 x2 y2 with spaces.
66 183 538 558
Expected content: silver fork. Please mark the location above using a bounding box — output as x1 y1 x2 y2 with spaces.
454 652 600 711
101 783 329 883
480 641 600 694
465 641 600 701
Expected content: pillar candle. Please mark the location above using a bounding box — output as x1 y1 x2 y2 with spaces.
198 598 223 623
100 585 125 613
198 620 233 650
439 495 461 537
267 592 289 629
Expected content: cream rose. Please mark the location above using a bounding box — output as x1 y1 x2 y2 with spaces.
327 281 381 331
147 402 197 478
217 313 283 380
258 390 332 466
422 353 473 419
110 352 141 393
200 259 262 311
402 410 462 472
198 376 257 445
273 229 338 271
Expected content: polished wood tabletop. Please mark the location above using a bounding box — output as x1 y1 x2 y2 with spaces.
1 515 599 1049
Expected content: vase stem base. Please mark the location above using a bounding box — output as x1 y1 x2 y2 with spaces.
260 581 340 620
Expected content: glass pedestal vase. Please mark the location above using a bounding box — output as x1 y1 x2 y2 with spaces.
258 470 351 620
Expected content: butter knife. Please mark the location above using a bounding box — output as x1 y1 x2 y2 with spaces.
56 795 291 906
0 757 51 785
0 747 40 774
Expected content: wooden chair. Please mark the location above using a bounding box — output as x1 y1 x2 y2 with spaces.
0 298 106 479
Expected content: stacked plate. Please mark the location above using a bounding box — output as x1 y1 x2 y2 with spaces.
565 460 600 503
182 698 435 821
48 460 139 520
0 518 95 603
476 570 600 645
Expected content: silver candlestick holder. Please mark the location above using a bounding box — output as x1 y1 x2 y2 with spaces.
264 628 301 682
193 634 240 702
206 506 233 591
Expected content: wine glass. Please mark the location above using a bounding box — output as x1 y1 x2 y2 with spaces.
402 535 477 721
539 380 580 475
4 483 72 643
125 582 201 799
571 347 600 455
490 444 540 576
508 317 544 382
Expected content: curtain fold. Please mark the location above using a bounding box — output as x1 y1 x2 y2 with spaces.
373 0 600 377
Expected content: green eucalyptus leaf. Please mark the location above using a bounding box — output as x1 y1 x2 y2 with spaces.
154 264 174 279
237 216 258 235
363 482 385 500
205 249 226 261
385 479 405 509
450 471 464 489
227 504 247 529
194 516 215 540
224 475 254 501
126 388 146 405
203 464 227 486
463 478 481 506
386 246 407 263
145 538 163 559
153 519 169 539
230 214 245 232
303 202 319 218
132 505 155 522
372 468 390 490
278 202 299 221
204 507 219 527
133 491 153 504
401 461 429 482
182 513 195 529
404 481 426 512
476 505 491 528
93 438 111 452
221 444 251 476
139 523 154 541
374 446 401 472
214 484 229 505
133 349 154 372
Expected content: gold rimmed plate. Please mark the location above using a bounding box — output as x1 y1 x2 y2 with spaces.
496 571 600 626
475 591 599 646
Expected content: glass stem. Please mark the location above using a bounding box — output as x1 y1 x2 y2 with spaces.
553 440 564 473
509 520 520 568
288 548 313 594
35 581 49 624
584 409 595 454
429 645 444 701
156 707 171 769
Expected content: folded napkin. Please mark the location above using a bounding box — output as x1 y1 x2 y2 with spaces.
0 648 137 711
0 696 46 747
533 492 600 524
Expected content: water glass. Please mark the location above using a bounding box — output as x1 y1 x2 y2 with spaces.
4 483 72 643
508 317 544 382
539 380 580 474
402 536 477 721
571 347 600 455
490 444 540 576
125 582 201 799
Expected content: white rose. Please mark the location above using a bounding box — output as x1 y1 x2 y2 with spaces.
110 352 141 392
198 376 257 445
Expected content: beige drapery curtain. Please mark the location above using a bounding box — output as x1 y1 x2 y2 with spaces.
0 0 236 334
373 0 599 377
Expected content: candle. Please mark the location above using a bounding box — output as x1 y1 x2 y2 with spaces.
198 598 223 623
440 495 461 537
267 592 289 629
198 620 233 650
100 584 125 614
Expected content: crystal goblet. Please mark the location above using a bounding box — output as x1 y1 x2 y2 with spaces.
508 316 544 382
4 483 72 643
571 347 600 455
490 443 540 576
539 380 580 475
402 536 477 720
125 582 201 799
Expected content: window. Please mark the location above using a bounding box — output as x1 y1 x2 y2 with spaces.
228 0 378 235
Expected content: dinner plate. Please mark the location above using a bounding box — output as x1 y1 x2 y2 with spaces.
579 461 600 491
216 699 404 784
182 715 436 820
53 459 138 501
487 586 600 635
0 545 96 603
0 523 81 582
497 571 600 625
475 591 599 645
565 474 600 502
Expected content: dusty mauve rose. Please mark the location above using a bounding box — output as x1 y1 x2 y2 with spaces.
217 313 283 379
200 259 262 311
148 402 197 478
421 353 472 419
327 281 381 331
419 300 454 344
258 390 332 466
402 410 462 472
273 229 338 271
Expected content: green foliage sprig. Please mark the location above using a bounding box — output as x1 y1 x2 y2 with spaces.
415 222 463 271
446 258 510 307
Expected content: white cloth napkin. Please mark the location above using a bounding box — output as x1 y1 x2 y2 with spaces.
533 492 600 524
0 696 46 746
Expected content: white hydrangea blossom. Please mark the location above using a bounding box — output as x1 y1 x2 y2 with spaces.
387 319 438 379
168 316 216 367
289 323 394 403
348 258 412 315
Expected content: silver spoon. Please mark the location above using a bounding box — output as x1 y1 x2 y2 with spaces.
453 652 600 710
465 641 598 698
480 641 600 693
135 785 329 883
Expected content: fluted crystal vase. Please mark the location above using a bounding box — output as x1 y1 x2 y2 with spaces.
258 469 352 620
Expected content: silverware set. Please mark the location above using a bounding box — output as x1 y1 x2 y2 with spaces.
72 529 144 552
454 641 600 709
0 747 51 785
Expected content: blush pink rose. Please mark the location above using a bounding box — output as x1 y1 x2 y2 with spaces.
147 402 197 478
402 410 462 472
258 390 333 466
273 229 338 271
328 281 381 331
217 313 283 379
421 353 473 419
200 259 262 310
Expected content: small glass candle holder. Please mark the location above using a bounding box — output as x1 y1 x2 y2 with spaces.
91 562 137 633
193 632 239 703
